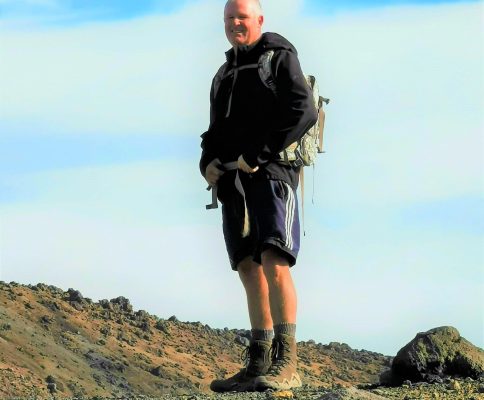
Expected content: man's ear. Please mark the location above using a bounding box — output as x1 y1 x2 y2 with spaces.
258 15 264 27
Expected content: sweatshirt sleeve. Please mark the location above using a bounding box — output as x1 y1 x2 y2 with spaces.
199 76 219 177
242 50 318 168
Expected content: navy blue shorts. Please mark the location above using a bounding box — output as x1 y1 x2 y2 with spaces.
218 172 300 270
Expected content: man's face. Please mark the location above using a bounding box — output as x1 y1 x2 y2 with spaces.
224 0 263 47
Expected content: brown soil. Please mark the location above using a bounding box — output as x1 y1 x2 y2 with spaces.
1 281 482 400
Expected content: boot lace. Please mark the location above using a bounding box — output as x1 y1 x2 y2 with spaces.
240 346 250 366
268 340 289 376
240 342 270 376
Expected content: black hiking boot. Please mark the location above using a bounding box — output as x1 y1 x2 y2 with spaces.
254 334 302 391
210 339 272 392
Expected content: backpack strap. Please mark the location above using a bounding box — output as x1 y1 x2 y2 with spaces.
258 50 277 95
318 96 330 153
212 62 229 100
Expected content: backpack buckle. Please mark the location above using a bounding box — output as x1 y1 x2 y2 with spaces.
290 149 304 168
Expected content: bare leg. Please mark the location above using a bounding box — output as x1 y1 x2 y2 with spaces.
237 256 273 330
210 256 274 392
261 247 297 325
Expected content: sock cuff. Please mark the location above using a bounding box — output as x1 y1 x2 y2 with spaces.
251 328 274 342
274 322 296 337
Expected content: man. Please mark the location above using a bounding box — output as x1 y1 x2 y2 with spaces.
200 0 317 392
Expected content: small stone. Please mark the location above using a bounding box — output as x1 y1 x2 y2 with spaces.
449 379 461 391
47 382 57 393
271 390 294 399
150 366 165 377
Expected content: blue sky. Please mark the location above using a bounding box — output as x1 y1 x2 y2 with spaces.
0 0 478 20
0 0 483 356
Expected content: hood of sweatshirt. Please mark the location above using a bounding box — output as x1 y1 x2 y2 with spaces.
225 32 297 63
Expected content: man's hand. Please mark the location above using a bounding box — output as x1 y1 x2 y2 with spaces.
237 155 259 174
205 158 225 186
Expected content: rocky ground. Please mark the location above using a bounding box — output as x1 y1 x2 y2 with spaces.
2 380 483 399
0 281 483 400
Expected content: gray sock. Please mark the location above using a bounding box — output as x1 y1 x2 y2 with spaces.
251 328 274 342
274 322 296 338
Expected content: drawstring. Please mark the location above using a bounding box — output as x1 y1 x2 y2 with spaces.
225 67 238 118
225 53 238 118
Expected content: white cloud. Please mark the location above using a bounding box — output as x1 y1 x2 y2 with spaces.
0 0 225 135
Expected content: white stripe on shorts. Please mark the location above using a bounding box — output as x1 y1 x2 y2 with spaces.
284 182 295 251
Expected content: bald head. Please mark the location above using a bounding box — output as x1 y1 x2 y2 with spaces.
224 0 264 48
225 0 263 17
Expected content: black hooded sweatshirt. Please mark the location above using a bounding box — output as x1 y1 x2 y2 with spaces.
199 32 318 190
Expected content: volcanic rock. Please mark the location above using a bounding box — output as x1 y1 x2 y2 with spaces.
110 296 133 313
67 288 85 303
383 326 484 384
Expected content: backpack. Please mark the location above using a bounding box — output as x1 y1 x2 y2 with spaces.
258 50 329 167
259 50 329 233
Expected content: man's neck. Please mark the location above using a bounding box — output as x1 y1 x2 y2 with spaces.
234 35 262 54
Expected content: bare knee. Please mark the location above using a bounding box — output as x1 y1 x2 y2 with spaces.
261 247 291 283
237 257 264 286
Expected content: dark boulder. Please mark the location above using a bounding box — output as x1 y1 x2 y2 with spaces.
46 375 64 393
110 296 133 313
84 350 126 372
150 366 167 377
67 288 85 303
382 326 484 385
47 285 64 295
66 288 88 310
99 299 112 310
